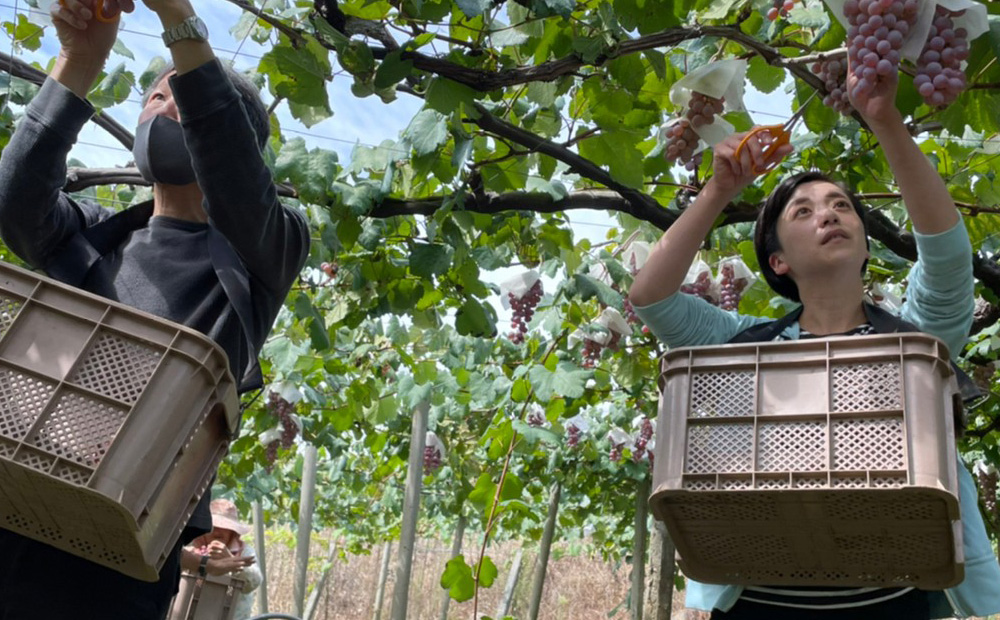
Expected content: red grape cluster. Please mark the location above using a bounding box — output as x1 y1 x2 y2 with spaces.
633 417 654 463
582 339 603 368
609 442 624 463
664 92 725 171
423 445 443 475
812 57 853 115
766 0 795 21
320 261 338 279
622 298 640 325
680 271 714 303
508 280 543 344
844 0 917 99
566 423 581 448
718 263 749 311
265 392 299 466
914 6 969 107
978 466 998 522
527 409 546 427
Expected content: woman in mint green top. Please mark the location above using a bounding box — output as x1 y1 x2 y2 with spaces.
629 68 1000 619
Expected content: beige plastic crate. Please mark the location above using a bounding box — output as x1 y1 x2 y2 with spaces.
650 333 964 589
0 261 239 581
168 571 246 620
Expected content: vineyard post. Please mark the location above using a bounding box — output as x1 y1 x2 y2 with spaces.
390 399 429 620
304 534 339 620
496 546 524 619
632 477 651 620
293 444 319 617
373 541 392 620
528 481 561 620
252 499 269 614
439 513 466 620
653 521 677 620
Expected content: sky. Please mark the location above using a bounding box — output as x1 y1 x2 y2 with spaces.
0 1 792 330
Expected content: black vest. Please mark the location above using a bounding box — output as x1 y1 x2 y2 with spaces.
728 302 982 410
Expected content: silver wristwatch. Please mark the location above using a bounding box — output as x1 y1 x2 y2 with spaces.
161 15 209 47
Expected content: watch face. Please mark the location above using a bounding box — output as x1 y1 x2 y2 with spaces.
191 17 208 39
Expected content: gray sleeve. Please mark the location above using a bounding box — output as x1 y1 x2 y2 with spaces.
0 78 108 269
171 60 309 295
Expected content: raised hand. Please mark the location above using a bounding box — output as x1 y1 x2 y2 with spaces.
710 129 793 197
846 53 903 129
51 0 122 66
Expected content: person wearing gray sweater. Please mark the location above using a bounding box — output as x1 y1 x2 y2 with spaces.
0 1 309 617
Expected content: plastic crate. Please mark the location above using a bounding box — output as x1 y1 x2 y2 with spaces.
167 571 246 620
649 333 964 589
0 261 239 581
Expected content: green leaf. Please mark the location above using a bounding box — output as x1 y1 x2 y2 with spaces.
500 474 523 501
374 51 414 88
479 555 499 588
426 77 478 114
111 38 134 60
273 138 339 204
468 473 497 510
700 0 740 20
455 0 490 18
573 274 623 309
512 420 560 445
404 109 449 156
746 56 785 95
440 556 476 601
455 299 496 338
528 362 590 401
409 243 453 278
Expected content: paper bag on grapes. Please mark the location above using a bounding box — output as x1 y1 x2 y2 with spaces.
937 0 988 50
595 307 632 340
621 240 651 274
868 281 903 312
680 258 719 303
500 270 541 309
668 58 747 147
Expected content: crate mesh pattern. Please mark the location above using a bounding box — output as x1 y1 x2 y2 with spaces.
0 369 56 441
69 333 161 404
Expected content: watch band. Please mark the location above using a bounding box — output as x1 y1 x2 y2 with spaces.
198 554 209 577
162 15 208 47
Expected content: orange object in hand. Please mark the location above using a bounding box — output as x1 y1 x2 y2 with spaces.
734 91 817 174
57 0 118 23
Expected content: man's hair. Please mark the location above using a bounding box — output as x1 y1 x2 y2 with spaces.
142 62 270 149
753 171 870 303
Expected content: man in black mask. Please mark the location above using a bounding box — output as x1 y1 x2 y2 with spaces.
0 1 309 618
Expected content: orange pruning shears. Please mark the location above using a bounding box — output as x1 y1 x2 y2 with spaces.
734 91 818 174
58 0 118 23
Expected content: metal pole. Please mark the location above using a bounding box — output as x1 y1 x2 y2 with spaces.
390 400 429 620
252 499 269 614
373 541 392 620
527 482 561 620
293 444 319 617
631 477 650 620
496 547 524 619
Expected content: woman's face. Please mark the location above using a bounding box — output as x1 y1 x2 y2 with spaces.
768 180 868 284
191 527 236 549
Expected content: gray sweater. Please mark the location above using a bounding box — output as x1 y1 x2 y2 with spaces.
0 60 310 536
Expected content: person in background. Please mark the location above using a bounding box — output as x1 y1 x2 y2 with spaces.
182 499 263 620
0 0 309 617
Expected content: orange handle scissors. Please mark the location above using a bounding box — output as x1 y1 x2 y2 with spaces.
57 0 119 23
734 91 818 174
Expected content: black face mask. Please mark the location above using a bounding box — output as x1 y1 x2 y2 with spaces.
132 115 196 186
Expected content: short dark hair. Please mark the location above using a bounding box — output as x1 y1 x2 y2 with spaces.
142 62 270 149
753 171 870 303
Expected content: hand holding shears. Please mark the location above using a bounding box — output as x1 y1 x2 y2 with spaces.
734 91 818 175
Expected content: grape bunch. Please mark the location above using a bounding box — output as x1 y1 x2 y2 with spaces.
978 466 998 522
320 261 338 279
527 409 546 427
633 417 654 463
914 6 969 107
265 392 299 466
622 298 640 326
582 338 603 368
423 445 443 475
812 58 852 115
718 263 749 311
664 92 725 171
566 423 581 448
766 0 795 21
844 0 918 99
508 280 543 344
609 442 624 463
680 271 714 303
